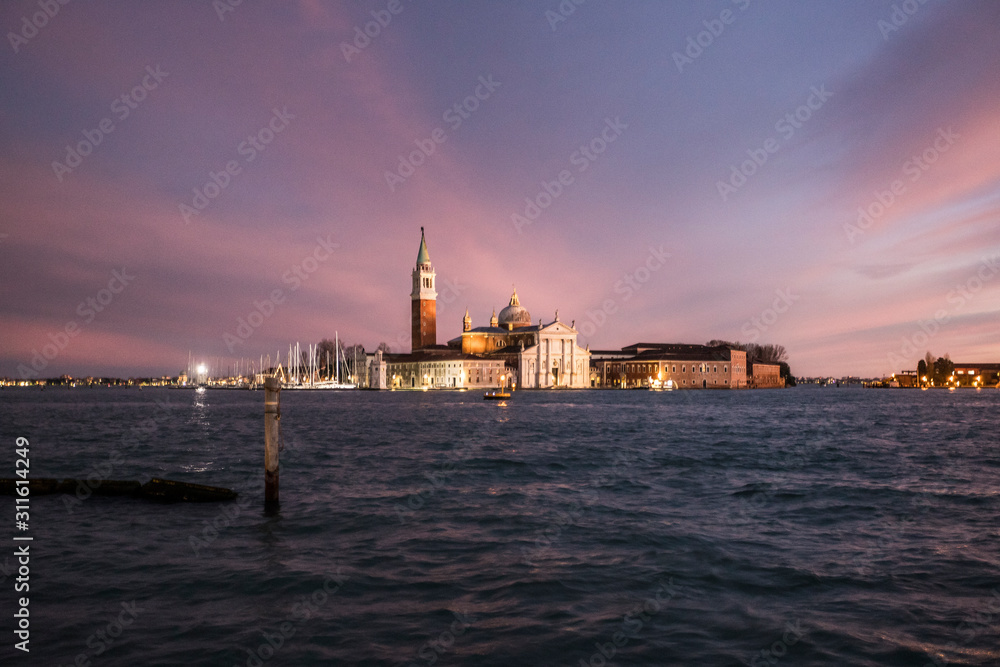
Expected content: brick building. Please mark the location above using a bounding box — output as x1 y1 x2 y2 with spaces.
590 343 749 389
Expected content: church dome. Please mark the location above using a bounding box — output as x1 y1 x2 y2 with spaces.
498 289 531 328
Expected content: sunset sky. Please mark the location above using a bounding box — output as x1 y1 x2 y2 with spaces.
1 0 998 379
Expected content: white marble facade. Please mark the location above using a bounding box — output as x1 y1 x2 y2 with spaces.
518 321 590 389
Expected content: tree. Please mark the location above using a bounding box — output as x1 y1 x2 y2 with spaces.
317 338 339 376
756 344 788 364
917 358 927 380
708 340 790 380
778 361 796 387
376 342 392 353
743 343 788 364
934 355 954 385
343 344 366 380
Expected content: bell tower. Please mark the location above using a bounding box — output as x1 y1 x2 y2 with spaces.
411 227 437 351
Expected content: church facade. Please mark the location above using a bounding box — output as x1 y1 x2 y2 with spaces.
450 291 590 389
372 229 590 389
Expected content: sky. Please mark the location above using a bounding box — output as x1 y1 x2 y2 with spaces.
1 0 998 379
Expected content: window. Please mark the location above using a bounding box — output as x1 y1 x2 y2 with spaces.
682 366 686 372
724 366 728 372
672 366 676 372
713 366 717 373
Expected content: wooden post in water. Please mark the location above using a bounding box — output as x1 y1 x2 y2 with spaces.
264 377 281 509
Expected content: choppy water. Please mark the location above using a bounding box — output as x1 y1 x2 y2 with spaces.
1 386 999 666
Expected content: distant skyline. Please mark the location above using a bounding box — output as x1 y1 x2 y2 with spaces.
1 1 999 379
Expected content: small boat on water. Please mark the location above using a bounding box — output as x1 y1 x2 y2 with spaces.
483 389 511 400
484 374 513 400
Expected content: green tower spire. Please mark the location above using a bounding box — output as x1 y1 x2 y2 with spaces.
416 226 430 264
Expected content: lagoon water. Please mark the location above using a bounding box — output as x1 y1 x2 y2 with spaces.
2 386 999 666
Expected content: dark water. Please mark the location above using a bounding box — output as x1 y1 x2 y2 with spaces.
1 386 998 666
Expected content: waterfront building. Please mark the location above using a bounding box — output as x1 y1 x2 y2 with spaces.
893 362 1000 388
375 230 590 389
952 363 1000 387
385 349 506 389
590 343 787 389
449 291 591 389
591 343 748 389
748 361 783 388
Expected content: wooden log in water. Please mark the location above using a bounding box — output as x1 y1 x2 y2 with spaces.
81 480 143 496
264 376 281 509
0 478 235 502
138 478 238 502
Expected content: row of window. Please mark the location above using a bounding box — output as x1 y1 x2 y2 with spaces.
623 364 729 374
